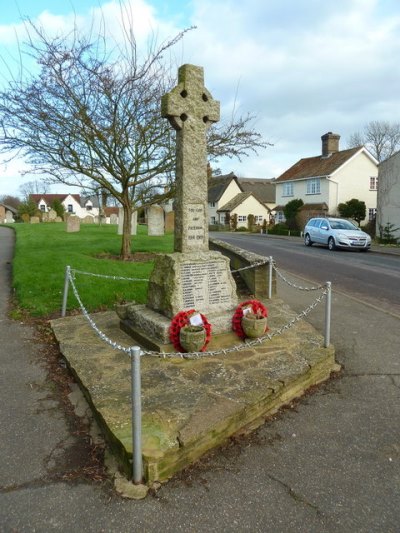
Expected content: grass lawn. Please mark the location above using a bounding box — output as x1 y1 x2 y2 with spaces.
9 223 173 317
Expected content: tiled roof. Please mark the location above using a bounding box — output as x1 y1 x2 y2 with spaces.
275 147 362 182
104 206 120 216
237 178 275 203
30 193 81 204
300 202 329 211
218 192 253 212
29 193 99 208
208 172 240 202
0 203 18 214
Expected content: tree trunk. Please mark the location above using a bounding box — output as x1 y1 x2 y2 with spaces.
120 200 133 259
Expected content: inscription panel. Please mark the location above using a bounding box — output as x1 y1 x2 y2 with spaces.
186 204 205 248
181 261 233 310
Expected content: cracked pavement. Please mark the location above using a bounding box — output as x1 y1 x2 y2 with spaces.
1 226 399 532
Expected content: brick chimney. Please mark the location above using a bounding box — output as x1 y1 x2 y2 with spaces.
321 132 340 157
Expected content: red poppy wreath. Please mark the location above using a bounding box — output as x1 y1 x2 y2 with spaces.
232 299 268 339
169 309 212 352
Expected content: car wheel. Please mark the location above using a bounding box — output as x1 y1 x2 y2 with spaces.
304 233 313 246
328 237 336 251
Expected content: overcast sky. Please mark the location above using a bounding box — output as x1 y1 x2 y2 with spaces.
1 0 400 197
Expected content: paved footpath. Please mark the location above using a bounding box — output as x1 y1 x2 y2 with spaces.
1 226 399 532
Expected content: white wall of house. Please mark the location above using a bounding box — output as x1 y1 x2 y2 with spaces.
377 151 400 239
275 178 329 209
228 195 270 226
275 150 378 223
331 150 378 221
208 179 242 224
38 195 100 218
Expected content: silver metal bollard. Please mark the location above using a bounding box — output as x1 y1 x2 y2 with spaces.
324 281 332 347
268 256 273 299
130 346 143 484
61 265 71 317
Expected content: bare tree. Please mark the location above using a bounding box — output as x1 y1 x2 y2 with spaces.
347 121 400 162
0 19 268 258
19 180 50 201
0 195 20 209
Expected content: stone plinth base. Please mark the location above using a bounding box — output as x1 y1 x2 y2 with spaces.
51 298 339 485
147 251 237 318
120 303 237 351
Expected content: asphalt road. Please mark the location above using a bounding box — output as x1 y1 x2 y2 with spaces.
211 232 400 317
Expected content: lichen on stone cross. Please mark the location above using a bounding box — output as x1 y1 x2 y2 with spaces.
161 64 220 253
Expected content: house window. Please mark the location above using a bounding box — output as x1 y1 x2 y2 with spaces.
368 208 376 221
67 204 73 213
209 201 216 208
238 215 247 222
40 204 46 212
255 215 264 223
210 216 216 224
370 177 378 190
283 182 293 197
276 211 285 223
86 203 93 211
306 178 320 195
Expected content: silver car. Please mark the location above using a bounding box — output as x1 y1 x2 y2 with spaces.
304 217 371 251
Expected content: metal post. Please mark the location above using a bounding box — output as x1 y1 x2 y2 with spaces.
61 266 71 317
324 281 332 348
131 346 143 484
268 256 273 299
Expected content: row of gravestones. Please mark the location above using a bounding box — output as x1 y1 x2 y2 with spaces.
116 205 174 236
27 209 98 224
26 204 175 234
65 205 175 234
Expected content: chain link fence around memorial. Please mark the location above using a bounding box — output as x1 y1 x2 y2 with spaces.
62 257 331 359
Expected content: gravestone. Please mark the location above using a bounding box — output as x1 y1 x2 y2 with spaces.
117 207 124 235
41 212 49 222
147 205 165 236
145 64 237 321
118 209 137 235
82 215 94 224
55 216 63 223
67 215 80 233
5 210 14 223
48 209 57 221
165 211 175 232
30 216 40 224
110 213 118 225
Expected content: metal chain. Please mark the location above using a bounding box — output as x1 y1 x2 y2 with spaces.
71 268 149 282
272 262 325 291
67 270 327 359
231 260 269 273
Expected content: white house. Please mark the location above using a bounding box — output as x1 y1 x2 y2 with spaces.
217 192 271 227
377 150 400 241
29 194 100 219
208 173 242 225
274 132 379 225
208 173 274 226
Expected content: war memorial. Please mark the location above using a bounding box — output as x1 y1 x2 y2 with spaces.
51 65 338 491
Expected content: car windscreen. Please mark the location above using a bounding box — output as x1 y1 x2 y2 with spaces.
329 220 358 230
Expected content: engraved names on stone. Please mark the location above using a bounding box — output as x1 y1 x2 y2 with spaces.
181 262 233 309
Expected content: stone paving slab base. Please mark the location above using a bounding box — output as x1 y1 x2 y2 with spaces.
51 299 337 484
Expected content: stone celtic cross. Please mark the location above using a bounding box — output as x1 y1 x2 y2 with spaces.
161 64 220 253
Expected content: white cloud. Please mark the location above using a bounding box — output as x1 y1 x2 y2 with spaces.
1 0 400 195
